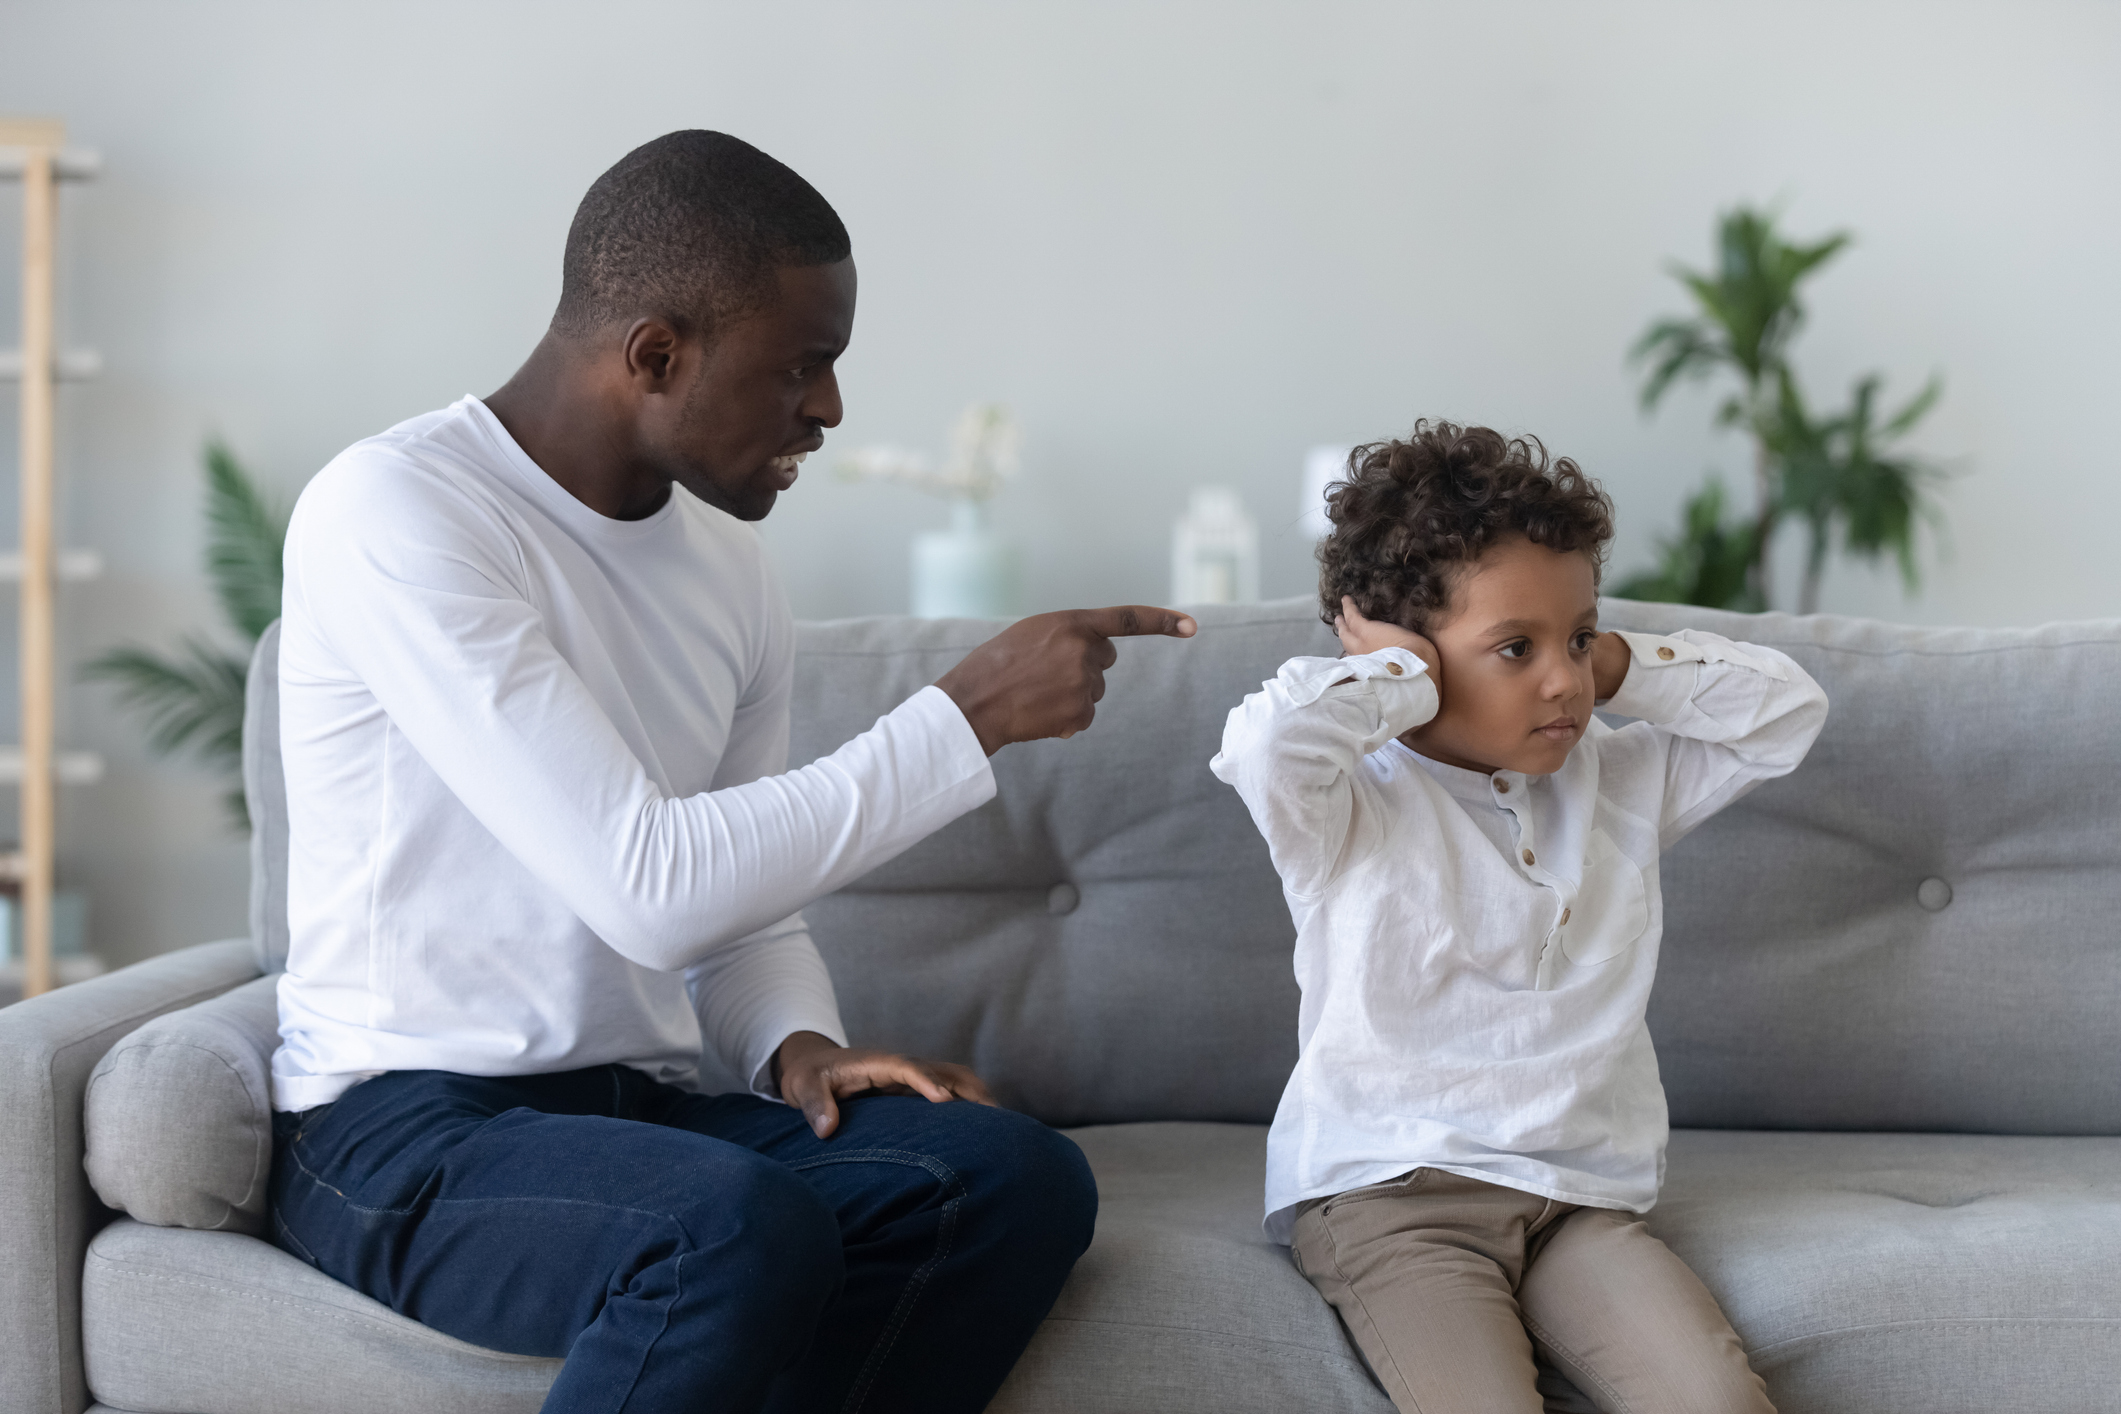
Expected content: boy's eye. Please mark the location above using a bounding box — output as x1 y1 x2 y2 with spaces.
1498 639 1530 660
1572 631 1597 652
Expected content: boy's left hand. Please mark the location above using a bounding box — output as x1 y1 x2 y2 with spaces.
1591 631 1632 702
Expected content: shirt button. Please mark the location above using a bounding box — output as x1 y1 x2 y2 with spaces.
1522 848 1536 866
1386 662 1405 676
1560 907 1571 925
1657 646 1676 661
1494 778 1510 793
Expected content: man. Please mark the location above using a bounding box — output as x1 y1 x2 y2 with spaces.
266 130 1195 1414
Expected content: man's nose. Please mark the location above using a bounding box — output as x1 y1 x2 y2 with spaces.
805 367 844 429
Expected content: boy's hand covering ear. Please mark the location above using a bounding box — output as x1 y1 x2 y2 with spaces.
1334 597 1441 688
772 1030 997 1139
1591 630 1633 702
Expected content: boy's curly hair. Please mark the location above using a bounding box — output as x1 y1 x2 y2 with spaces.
1317 421 1615 634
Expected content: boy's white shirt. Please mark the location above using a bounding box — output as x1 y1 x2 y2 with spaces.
270 396 997 1112
1210 630 1828 1242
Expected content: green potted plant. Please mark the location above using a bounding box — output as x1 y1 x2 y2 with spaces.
1618 207 1944 614
84 442 287 829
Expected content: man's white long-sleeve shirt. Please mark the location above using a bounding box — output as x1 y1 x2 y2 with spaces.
1211 630 1827 1241
271 396 996 1112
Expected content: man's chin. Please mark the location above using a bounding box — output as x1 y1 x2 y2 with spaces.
683 477 780 522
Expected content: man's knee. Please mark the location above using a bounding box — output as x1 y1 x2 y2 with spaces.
957 1108 1098 1262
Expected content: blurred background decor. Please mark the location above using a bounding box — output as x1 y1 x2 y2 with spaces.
1170 487 1260 606
1618 206 1945 613
839 402 1021 618
82 442 285 831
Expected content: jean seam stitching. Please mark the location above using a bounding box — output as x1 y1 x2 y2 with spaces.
785 1148 965 1414
1522 1312 1632 1414
1320 1204 1428 1414
606 1217 692 1414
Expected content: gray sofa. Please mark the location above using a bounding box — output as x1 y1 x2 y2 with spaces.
4 598 2117 1414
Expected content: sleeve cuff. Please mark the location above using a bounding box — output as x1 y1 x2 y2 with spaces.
895 683 999 805
1278 647 1433 701
1601 632 1703 724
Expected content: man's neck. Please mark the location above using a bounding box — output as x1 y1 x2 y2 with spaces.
485 336 671 521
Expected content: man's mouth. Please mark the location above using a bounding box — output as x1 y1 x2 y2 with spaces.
766 451 809 488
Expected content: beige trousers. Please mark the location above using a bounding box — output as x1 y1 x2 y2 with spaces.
1290 1169 1775 1414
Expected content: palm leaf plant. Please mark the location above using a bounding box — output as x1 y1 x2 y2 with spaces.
1768 369 1944 614
1624 206 1944 613
84 442 288 830
1611 480 1765 613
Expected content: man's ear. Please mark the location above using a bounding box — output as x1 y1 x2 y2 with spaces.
620 317 686 391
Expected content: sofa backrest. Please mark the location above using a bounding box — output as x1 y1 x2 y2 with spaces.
242 601 2121 1135
788 600 2121 1135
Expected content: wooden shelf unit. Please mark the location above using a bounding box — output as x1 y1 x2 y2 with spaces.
3 117 99 999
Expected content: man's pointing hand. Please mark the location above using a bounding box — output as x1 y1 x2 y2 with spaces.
935 606 1198 756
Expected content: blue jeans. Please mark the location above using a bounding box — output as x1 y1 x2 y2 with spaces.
268 1065 1097 1414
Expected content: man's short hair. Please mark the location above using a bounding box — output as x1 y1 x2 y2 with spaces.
553 130 850 339
1317 421 1616 635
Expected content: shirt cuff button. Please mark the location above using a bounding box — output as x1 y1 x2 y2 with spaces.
1386 662 1405 676
1522 848 1536 866
1656 646 1676 661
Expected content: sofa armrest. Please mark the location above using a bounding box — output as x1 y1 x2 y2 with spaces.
0 939 261 1414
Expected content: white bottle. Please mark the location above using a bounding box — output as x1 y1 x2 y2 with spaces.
1170 487 1260 606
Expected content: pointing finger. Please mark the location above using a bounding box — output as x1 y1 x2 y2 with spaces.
1079 605 1198 639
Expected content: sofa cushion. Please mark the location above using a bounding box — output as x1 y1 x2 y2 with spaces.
82 1221 561 1414
81 1121 2121 1413
83 976 280 1236
992 1122 1395 1414
1651 1128 2121 1412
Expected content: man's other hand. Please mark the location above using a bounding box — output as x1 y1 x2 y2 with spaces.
772 1030 996 1139
935 606 1198 756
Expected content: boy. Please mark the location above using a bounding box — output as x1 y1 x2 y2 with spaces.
1211 422 1827 1413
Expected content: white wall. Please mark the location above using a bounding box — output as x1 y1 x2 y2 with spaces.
4 0 2117 965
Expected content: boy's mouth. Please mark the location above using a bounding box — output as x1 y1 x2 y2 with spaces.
1534 716 1579 743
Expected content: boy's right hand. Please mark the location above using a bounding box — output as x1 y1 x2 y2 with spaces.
1334 596 1441 687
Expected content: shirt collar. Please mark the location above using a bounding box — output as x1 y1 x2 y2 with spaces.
1396 742 1520 807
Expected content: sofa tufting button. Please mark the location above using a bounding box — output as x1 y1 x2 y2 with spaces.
1047 882 1080 916
1916 877 1952 912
